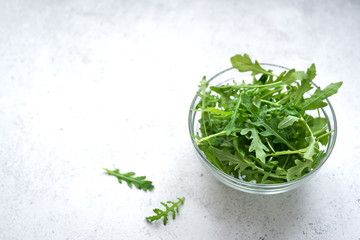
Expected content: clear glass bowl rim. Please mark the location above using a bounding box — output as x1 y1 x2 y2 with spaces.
188 64 338 191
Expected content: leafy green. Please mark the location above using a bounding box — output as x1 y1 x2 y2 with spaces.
278 116 299 129
213 148 250 172
146 197 185 225
286 159 313 182
231 54 273 76
299 82 343 110
193 54 342 183
104 168 154 191
240 126 269 163
225 93 242 135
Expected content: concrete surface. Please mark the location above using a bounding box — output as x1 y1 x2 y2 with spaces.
0 0 359 239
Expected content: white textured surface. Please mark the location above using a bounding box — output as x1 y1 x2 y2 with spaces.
0 0 360 239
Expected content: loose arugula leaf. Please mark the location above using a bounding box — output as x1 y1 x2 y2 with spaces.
193 53 342 183
146 197 185 225
104 168 154 191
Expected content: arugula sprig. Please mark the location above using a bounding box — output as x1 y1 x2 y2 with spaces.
146 197 185 225
104 168 154 191
193 54 342 183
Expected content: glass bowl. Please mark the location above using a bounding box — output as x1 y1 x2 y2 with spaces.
188 64 337 194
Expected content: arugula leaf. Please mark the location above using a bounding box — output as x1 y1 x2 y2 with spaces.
213 147 251 172
104 168 154 191
299 82 343 110
278 116 299 129
308 117 328 134
240 126 269 163
286 159 313 181
199 145 227 172
293 64 316 105
225 93 242 135
146 197 185 225
198 76 209 98
231 54 273 76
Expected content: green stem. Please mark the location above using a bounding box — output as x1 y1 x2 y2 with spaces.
260 99 280 107
194 130 227 145
267 149 306 157
313 128 327 136
242 169 287 180
282 155 290 168
277 94 290 105
316 130 334 140
104 169 142 184
260 87 283 99
266 138 276 153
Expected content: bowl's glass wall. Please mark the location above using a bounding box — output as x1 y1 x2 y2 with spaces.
188 65 337 194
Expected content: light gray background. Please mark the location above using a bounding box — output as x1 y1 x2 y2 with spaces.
1 0 359 239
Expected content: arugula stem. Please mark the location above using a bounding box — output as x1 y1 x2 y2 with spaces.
313 128 327 136
299 118 315 140
194 130 227 145
277 94 290 105
266 138 276 153
260 87 282 99
267 149 306 157
225 93 242 135
244 169 287 180
260 99 280 107
316 130 334 140
104 169 145 185
282 155 290 168
249 155 273 170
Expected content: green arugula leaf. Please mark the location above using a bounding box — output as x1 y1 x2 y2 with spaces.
104 169 154 191
292 64 316 105
306 63 317 80
198 76 209 98
299 82 343 110
225 93 242 135
231 54 273 76
302 136 316 161
199 145 227 172
240 126 269 163
146 197 185 225
286 159 313 181
278 116 299 129
276 69 307 86
213 147 251 172
308 117 328 134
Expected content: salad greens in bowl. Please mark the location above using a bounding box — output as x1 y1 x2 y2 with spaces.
188 54 342 194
